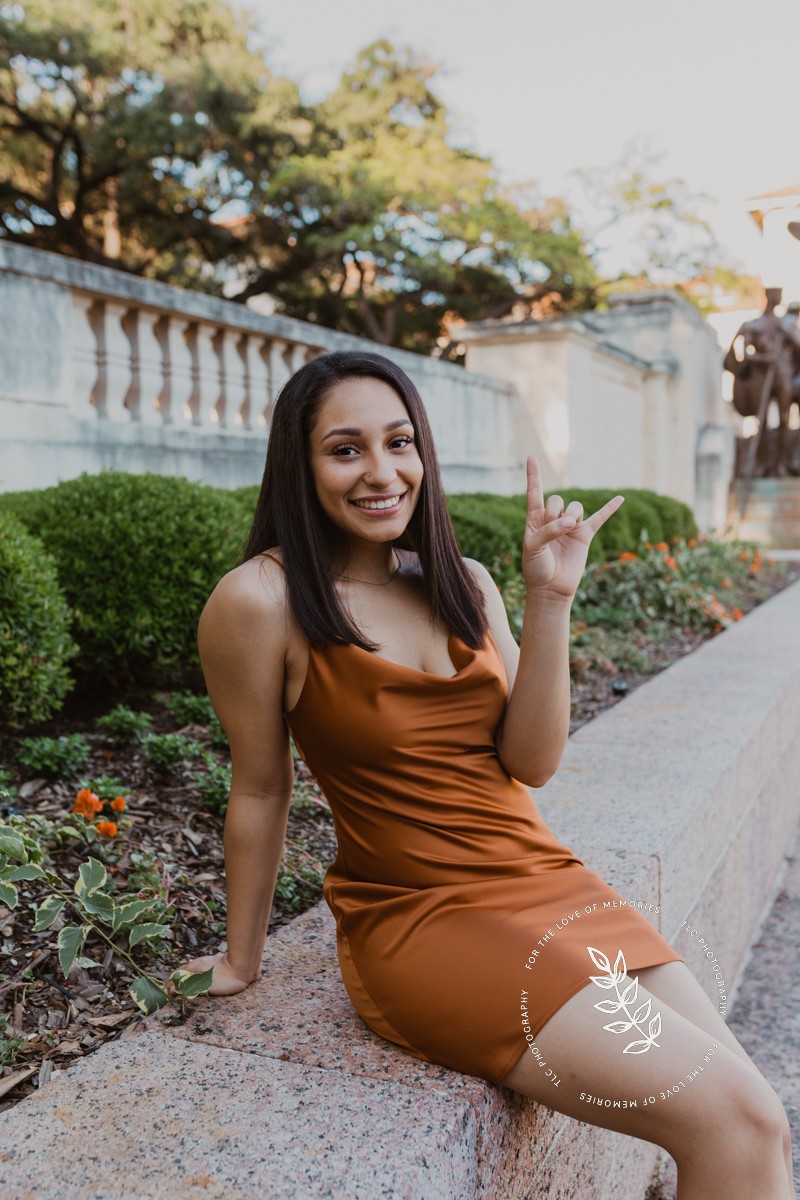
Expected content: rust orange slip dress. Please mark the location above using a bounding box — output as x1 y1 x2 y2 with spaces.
278 580 680 1085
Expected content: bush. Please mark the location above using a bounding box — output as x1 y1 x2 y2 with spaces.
96 704 152 746
192 759 232 813
0 509 78 725
574 536 745 631
17 734 90 779
0 471 252 678
141 732 202 775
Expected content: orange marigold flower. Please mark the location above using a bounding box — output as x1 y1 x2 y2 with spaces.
672 536 680 544
740 551 749 561
664 555 678 570
619 551 638 562
688 538 697 548
645 542 653 550
110 796 126 813
721 578 731 588
655 542 669 552
73 788 102 818
732 607 743 621
96 821 117 838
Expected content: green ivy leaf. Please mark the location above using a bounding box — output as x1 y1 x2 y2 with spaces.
112 899 155 935
169 967 214 999
3 863 45 882
34 895 64 931
74 858 107 899
75 956 98 969
0 827 27 864
0 852 7 872
79 891 116 921
129 923 167 947
129 975 169 1016
0 879 18 909
57 924 88 978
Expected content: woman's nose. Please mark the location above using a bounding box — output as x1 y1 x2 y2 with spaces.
364 455 397 488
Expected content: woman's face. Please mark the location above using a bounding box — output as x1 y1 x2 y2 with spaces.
308 376 424 545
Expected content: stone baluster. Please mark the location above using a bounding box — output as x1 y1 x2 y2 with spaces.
305 345 325 363
247 337 272 431
121 309 163 424
102 301 134 421
216 329 247 430
267 339 292 415
69 293 101 418
153 314 194 425
186 323 222 427
288 342 307 376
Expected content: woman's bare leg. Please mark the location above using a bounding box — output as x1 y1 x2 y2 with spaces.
504 967 793 1200
637 961 795 1195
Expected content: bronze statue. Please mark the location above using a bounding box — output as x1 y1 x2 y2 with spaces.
724 287 797 476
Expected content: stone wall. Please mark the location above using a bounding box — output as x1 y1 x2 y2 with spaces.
0 244 524 496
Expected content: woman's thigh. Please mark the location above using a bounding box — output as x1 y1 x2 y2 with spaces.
502 971 779 1159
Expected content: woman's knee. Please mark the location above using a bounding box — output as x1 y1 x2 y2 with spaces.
714 1073 787 1159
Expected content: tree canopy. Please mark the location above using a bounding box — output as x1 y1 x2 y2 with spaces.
1 3 740 355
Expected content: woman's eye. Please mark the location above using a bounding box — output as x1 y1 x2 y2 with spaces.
389 436 413 450
331 444 359 456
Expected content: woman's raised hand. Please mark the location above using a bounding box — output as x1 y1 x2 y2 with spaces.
521 456 624 600
171 951 257 997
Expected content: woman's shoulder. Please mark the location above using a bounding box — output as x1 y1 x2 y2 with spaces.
201 548 290 630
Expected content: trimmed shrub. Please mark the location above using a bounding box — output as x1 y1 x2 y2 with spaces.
17 734 90 779
0 510 77 725
0 471 252 678
192 759 232 814
96 704 153 746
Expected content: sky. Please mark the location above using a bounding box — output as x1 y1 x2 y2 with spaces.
246 0 799 278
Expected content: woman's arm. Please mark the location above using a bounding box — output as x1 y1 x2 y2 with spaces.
471 457 622 789
179 556 296 993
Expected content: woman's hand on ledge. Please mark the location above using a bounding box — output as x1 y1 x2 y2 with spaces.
171 952 259 997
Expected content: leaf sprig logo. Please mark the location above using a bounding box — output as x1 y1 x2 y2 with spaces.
587 946 662 1055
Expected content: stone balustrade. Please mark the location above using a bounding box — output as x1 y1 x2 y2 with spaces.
0 244 524 495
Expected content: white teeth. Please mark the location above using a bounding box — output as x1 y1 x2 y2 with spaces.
354 494 402 510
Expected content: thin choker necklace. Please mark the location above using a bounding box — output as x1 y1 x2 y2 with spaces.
337 557 401 587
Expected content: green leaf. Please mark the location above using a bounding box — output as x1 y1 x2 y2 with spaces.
129 975 169 1016
128 923 167 947
112 899 155 935
3 863 45 882
34 895 64 931
75 956 98 969
79 891 116 921
0 827 27 864
0 852 7 872
75 858 107 899
57 924 88 978
169 967 214 999
0 879 18 909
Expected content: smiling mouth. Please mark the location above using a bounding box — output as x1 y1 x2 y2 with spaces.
350 491 407 513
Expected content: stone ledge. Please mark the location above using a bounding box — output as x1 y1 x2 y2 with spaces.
2 582 799 1198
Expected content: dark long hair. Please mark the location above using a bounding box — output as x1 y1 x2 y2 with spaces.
242 351 488 651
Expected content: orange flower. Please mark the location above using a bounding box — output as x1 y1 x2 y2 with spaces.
664 555 678 570
655 542 669 552
645 542 653 550
740 551 749 561
688 538 696 548
672 536 680 544
96 821 117 838
732 607 743 621
73 788 102 818
720 578 731 588
619 551 638 562
110 796 126 813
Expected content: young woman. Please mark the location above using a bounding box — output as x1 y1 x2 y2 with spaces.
185 351 794 1199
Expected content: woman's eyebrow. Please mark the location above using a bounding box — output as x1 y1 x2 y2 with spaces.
321 418 413 442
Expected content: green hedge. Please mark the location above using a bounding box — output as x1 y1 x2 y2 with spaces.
0 471 251 679
446 488 696 574
0 510 77 725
